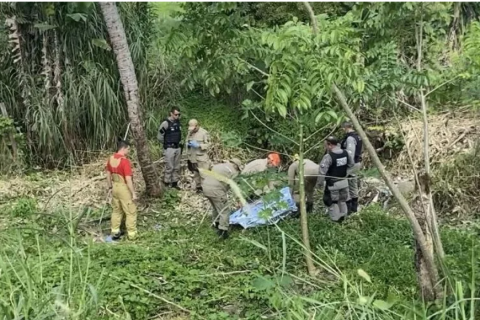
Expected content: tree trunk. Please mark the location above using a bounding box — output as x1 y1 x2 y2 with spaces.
99 2 162 197
413 171 436 300
447 2 461 52
416 15 445 259
298 122 317 276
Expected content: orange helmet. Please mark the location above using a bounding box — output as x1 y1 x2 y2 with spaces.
267 152 281 167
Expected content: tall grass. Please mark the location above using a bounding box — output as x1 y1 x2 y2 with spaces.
250 222 479 320
0 3 175 169
0 205 478 319
0 232 105 319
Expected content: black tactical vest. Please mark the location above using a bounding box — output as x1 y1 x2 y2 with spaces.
164 118 181 148
341 132 363 163
326 150 348 184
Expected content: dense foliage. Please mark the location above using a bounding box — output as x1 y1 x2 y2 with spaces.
1 2 479 169
1 198 479 319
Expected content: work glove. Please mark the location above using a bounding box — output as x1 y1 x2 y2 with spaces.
188 140 200 148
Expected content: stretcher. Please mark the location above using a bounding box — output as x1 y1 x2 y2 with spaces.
229 187 298 229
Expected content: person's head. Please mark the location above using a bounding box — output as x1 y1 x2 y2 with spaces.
169 106 181 120
342 121 354 133
188 119 199 133
116 137 130 155
267 152 281 167
325 136 339 151
230 158 242 171
293 154 299 162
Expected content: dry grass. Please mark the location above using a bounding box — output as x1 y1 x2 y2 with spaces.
0 133 255 217
394 112 478 173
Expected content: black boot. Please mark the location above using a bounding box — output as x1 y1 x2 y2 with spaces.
350 198 358 214
333 216 345 224
306 202 314 213
171 181 181 190
112 232 123 241
346 200 352 215
217 229 229 240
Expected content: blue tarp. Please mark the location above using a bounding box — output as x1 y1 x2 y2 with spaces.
229 187 298 229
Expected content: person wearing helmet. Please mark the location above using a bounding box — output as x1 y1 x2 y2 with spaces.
241 152 281 175
186 119 211 193
288 154 319 213
340 121 363 214
201 158 243 240
316 136 354 222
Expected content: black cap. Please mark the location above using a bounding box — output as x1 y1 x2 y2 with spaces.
325 136 338 145
342 121 353 129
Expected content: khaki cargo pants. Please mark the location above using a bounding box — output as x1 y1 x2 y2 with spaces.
188 160 211 189
204 188 230 231
292 176 316 207
111 174 137 239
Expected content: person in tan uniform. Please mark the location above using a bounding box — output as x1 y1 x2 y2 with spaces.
201 158 242 240
241 152 281 175
106 138 138 240
186 119 211 193
288 155 319 213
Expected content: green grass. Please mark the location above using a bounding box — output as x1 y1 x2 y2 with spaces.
0 199 479 319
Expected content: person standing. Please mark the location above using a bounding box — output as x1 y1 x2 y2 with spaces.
288 155 319 213
201 158 242 240
186 119 211 193
106 137 138 240
316 136 354 222
341 121 363 214
157 107 182 190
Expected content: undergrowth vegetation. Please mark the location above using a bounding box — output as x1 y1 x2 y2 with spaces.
433 143 480 219
1 199 479 319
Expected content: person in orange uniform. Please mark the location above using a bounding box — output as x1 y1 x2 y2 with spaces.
106 137 138 241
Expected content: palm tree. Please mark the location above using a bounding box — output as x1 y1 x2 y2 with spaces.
99 2 162 197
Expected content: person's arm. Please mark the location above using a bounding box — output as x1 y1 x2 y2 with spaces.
105 160 113 190
200 130 210 150
287 162 297 191
123 159 137 200
106 171 112 189
347 149 355 169
125 176 137 200
316 155 331 188
157 121 168 144
346 136 356 159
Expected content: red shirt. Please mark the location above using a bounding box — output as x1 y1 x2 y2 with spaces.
106 153 133 179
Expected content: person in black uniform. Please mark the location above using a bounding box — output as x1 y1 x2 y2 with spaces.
316 136 354 222
157 107 182 189
340 122 363 214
